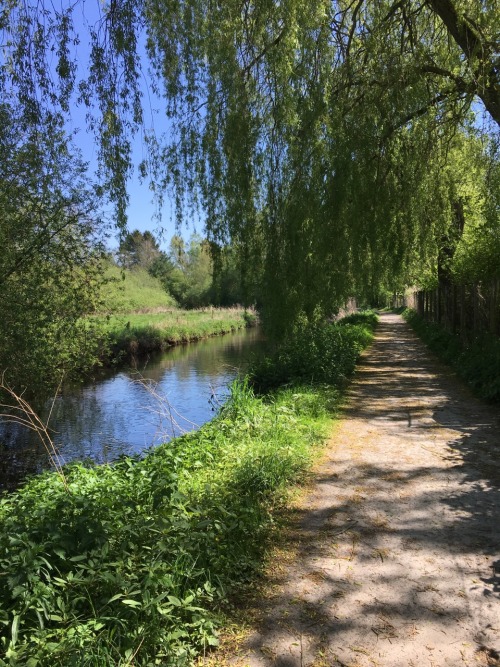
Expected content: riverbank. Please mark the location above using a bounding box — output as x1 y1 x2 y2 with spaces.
0 326 265 494
97 307 257 362
0 314 376 667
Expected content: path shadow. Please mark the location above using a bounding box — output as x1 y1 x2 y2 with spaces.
232 314 500 666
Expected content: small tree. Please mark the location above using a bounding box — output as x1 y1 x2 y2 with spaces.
0 106 107 396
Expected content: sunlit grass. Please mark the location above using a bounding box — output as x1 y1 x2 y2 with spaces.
99 265 177 313
0 313 375 666
95 308 257 359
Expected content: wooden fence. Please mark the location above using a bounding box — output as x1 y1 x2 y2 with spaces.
403 280 500 337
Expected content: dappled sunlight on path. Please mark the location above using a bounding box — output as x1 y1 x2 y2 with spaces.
220 313 500 667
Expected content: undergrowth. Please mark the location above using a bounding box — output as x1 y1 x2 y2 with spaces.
403 309 500 402
0 312 376 666
250 311 377 392
0 384 333 666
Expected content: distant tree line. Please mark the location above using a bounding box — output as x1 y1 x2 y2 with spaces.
117 229 253 309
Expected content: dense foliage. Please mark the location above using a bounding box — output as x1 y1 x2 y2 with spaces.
251 312 377 392
0 107 107 395
141 0 499 334
115 231 248 310
0 314 376 666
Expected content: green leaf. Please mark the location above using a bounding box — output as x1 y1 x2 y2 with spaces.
69 554 88 562
11 615 19 646
167 595 182 607
206 636 219 646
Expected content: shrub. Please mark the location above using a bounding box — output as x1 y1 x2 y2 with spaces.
250 312 377 392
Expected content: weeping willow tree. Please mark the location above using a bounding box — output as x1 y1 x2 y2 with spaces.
1 0 499 336
142 0 500 335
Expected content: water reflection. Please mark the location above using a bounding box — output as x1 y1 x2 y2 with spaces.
0 327 265 491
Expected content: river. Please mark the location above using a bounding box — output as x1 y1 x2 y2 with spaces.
0 326 266 491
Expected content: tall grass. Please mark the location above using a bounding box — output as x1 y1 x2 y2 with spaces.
0 312 376 666
99 308 257 359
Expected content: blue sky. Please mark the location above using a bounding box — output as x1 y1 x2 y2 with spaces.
65 4 198 252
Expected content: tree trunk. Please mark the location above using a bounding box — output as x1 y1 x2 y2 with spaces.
427 0 500 127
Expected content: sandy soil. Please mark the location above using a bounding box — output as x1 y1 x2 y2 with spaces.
212 313 500 667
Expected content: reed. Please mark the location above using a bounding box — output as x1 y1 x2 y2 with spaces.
0 375 68 490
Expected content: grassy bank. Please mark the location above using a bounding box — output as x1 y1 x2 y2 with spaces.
99 265 177 314
99 308 257 360
0 314 376 666
403 309 500 402
92 263 257 365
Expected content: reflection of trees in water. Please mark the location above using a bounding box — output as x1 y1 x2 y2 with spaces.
50 389 133 464
0 424 50 492
128 327 264 383
166 328 263 380
1 328 266 490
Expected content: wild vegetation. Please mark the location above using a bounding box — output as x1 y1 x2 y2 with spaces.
0 227 252 395
115 231 249 311
102 308 256 359
99 263 177 314
0 1 498 663
94 258 254 361
251 312 378 392
1 1 498 394
0 314 376 667
0 106 108 396
1 0 498 343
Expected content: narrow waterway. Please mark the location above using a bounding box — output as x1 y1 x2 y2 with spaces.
0 327 266 491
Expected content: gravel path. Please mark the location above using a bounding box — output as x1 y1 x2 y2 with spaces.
222 313 500 667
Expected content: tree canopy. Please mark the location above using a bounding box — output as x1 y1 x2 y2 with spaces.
1 0 499 336
0 104 107 393
118 230 161 269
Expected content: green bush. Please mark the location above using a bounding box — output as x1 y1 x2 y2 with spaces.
250 311 377 392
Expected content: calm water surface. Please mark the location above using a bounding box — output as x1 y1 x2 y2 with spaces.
0 327 266 490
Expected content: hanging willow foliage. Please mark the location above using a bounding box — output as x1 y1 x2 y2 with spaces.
1 0 499 335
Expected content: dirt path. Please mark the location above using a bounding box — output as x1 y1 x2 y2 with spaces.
220 313 500 667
